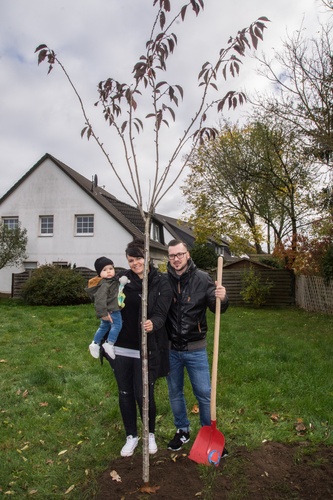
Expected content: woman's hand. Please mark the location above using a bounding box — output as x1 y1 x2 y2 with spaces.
144 319 154 332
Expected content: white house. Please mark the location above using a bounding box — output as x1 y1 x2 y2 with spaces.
0 154 231 295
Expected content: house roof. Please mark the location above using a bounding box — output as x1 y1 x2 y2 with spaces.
154 213 196 247
223 258 274 269
0 154 175 251
1 153 232 254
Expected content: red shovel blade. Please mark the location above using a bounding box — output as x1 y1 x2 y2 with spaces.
188 421 225 466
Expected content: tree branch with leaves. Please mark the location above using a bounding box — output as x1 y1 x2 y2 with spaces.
0 222 28 270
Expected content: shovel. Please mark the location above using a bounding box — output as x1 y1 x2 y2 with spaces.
188 256 225 466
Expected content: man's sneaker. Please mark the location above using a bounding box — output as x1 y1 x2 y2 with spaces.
120 435 138 457
167 429 190 451
89 342 100 359
103 342 115 359
222 448 229 458
149 433 158 454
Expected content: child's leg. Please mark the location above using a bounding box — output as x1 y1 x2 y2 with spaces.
89 319 111 359
103 311 122 360
94 319 111 344
106 311 122 344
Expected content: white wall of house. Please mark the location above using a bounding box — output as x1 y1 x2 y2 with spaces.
0 158 132 294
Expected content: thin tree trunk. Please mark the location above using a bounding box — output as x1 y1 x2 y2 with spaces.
141 216 151 483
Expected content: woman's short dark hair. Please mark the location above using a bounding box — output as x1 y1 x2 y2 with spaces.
125 238 145 258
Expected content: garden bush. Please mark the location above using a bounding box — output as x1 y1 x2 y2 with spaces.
190 242 218 270
21 264 90 306
240 266 273 307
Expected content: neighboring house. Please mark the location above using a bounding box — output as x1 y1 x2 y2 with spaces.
0 153 231 295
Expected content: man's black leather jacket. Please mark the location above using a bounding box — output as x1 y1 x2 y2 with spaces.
166 259 228 351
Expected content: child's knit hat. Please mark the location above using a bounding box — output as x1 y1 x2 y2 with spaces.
94 256 114 276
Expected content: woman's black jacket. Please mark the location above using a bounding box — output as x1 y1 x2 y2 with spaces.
105 266 172 381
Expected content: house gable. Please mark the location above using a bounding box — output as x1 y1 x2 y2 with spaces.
0 153 232 294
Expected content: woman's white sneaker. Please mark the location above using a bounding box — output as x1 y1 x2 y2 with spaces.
149 433 158 454
120 435 138 457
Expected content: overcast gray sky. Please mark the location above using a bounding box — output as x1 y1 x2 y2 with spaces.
0 0 328 217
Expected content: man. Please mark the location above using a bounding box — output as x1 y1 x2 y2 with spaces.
165 239 228 451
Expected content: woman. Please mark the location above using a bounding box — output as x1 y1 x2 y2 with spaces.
103 239 172 457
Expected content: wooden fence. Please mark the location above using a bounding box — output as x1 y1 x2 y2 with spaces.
295 275 333 314
12 265 295 307
11 270 33 298
11 266 333 314
222 268 295 307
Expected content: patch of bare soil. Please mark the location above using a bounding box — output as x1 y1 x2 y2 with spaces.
92 442 333 499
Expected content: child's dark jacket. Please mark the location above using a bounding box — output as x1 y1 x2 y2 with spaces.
85 276 120 318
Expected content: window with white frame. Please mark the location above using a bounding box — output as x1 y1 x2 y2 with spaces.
23 261 38 271
216 247 225 256
40 215 54 235
2 216 19 229
52 261 68 268
75 215 94 235
151 221 160 242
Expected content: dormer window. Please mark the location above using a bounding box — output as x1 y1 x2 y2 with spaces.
151 221 160 242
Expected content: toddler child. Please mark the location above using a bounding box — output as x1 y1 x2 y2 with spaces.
85 256 129 359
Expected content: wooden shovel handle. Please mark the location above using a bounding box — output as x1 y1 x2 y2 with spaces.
210 256 223 422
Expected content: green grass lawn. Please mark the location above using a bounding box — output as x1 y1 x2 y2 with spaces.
0 300 332 498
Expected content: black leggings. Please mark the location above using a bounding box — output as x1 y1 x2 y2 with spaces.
109 355 156 437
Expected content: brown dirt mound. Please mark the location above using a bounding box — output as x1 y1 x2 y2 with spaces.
92 441 333 499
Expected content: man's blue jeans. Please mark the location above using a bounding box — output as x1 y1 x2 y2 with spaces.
167 348 211 431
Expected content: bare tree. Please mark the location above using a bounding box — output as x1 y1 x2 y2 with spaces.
321 0 333 10
35 0 267 489
253 23 333 172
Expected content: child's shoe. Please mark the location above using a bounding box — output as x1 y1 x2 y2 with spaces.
89 341 100 359
103 342 115 359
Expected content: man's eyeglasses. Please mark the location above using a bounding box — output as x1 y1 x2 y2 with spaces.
168 252 187 260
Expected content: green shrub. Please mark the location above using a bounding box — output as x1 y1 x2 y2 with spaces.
190 242 218 270
21 265 90 306
240 266 273 307
158 258 168 273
